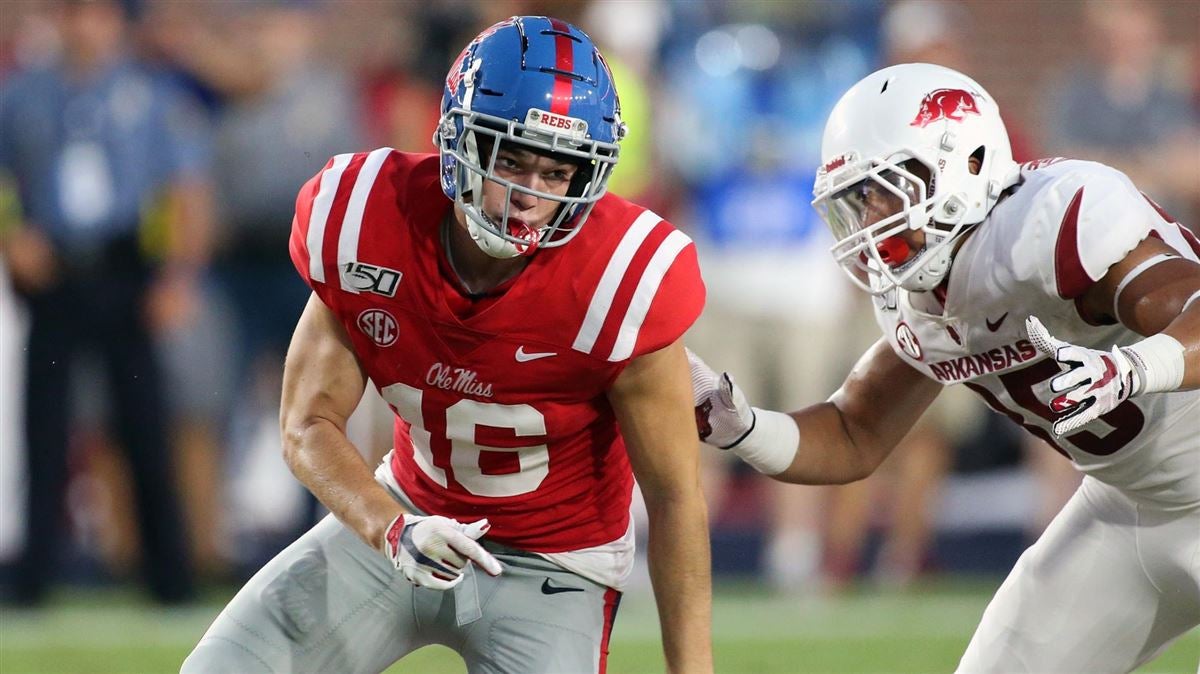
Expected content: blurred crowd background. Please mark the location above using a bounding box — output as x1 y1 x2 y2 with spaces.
0 0 1197 605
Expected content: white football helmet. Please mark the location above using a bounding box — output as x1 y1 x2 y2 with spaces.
812 63 1020 295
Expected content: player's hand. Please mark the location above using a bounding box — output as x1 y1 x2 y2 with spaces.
383 514 503 590
1026 316 1139 435
687 347 756 449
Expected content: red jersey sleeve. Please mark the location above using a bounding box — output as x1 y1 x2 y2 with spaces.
289 152 358 291
629 235 705 357
570 209 706 362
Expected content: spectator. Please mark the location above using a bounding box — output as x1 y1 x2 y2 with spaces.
153 2 364 560
0 0 212 605
1043 0 1200 224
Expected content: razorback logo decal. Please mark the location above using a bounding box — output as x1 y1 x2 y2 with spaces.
910 88 981 128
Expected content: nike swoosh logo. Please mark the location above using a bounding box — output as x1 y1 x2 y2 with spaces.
515 346 557 362
541 578 584 595
986 312 1009 332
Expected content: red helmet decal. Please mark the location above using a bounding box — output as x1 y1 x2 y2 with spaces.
910 88 981 128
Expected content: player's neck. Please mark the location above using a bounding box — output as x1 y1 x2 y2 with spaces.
443 210 530 295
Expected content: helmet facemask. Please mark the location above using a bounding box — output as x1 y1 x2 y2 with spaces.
816 152 970 295
437 108 620 259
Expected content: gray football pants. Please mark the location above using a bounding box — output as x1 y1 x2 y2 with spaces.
181 514 622 674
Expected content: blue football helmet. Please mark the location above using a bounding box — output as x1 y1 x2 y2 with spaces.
436 16 626 258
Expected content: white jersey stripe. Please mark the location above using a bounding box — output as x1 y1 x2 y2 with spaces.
338 148 393 293
306 153 353 284
572 210 662 354
608 230 692 362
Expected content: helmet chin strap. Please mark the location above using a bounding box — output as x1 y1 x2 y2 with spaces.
898 234 954 292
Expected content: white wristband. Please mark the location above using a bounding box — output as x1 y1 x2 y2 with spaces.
1121 333 1186 395
730 408 800 476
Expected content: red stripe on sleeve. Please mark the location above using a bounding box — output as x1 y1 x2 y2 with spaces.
1142 192 1200 258
1054 186 1091 299
548 18 574 115
597 588 622 674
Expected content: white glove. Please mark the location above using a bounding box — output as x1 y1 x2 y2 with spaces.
687 348 756 448
383 514 503 590
1026 316 1139 436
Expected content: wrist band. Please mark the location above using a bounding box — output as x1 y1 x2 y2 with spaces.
1121 333 1186 395
731 408 800 475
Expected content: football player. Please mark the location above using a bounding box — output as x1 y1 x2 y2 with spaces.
691 63 1200 673
183 17 712 674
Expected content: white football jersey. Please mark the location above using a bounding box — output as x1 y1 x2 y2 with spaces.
873 159 1200 508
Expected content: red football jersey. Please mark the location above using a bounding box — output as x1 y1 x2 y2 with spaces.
289 149 705 552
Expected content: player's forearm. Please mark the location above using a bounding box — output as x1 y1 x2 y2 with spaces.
644 492 713 674
281 416 403 551
770 402 890 485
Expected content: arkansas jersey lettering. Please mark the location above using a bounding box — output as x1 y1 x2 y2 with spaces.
426 363 494 398
928 339 1038 382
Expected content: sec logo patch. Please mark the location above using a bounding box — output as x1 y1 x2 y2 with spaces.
895 321 923 361
358 309 398 347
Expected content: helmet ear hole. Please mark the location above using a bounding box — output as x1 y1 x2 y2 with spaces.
969 146 985 175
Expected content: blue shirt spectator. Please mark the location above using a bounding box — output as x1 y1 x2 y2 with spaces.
0 57 211 252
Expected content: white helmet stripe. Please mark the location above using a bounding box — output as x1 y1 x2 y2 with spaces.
573 210 662 354
306 153 354 284
338 148 393 293
607 230 692 362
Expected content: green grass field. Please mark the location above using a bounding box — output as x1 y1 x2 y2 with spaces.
1 580 1196 673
